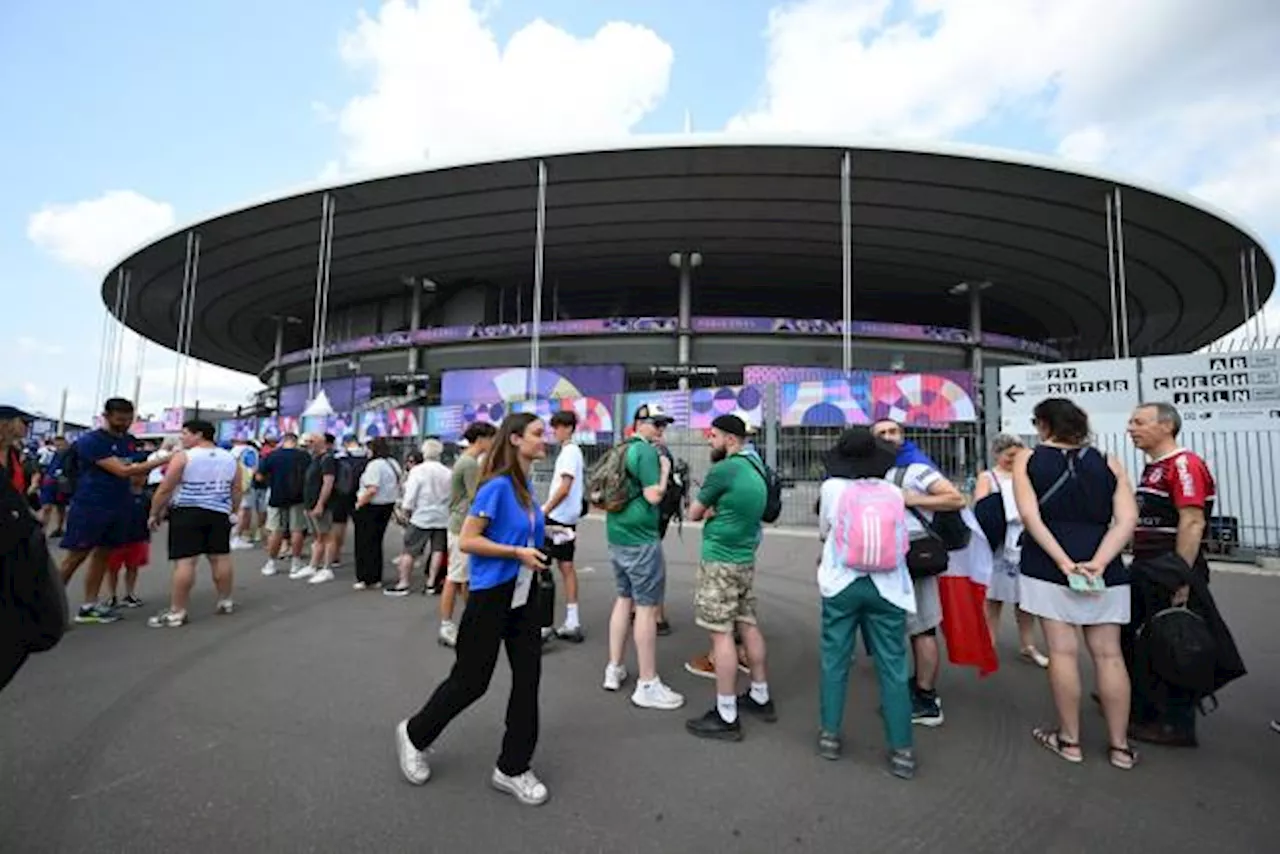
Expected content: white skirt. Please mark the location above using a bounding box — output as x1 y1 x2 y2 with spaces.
986 555 1021 604
1018 576 1130 626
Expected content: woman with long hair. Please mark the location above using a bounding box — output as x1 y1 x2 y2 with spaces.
352 437 402 589
1013 398 1139 770
395 413 552 805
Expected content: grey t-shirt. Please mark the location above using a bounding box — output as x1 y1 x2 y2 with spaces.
448 454 482 534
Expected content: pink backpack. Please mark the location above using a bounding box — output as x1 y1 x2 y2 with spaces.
833 479 908 573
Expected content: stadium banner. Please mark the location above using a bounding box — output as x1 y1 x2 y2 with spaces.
770 369 977 427
278 376 373 416
620 385 766 431
257 415 301 441
387 407 421 438
274 316 1057 367
426 399 612 446
441 365 625 408
358 410 392 441
216 419 257 443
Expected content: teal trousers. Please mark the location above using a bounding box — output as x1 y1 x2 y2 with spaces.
820 577 913 750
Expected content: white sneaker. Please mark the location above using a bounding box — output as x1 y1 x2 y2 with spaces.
230 537 253 551
308 568 335 585
603 662 628 692
261 560 278 577
215 599 235 615
395 720 430 785
491 768 549 806
631 679 685 711
438 622 458 648
352 581 368 591
147 609 188 628
290 564 316 580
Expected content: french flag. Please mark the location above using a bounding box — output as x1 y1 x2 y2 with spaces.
938 510 1000 676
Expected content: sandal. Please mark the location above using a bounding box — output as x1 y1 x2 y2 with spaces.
1108 744 1138 770
1033 727 1083 763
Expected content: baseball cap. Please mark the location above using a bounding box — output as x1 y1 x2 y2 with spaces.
633 403 675 425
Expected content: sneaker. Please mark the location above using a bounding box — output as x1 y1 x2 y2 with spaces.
121 594 145 609
554 625 584 643
911 692 945 727
631 679 685 711
540 627 555 644
261 560 278 577
438 623 458 648
215 599 235 615
147 609 188 628
685 708 743 742
289 564 316 581
817 731 842 760
308 568 335 585
352 582 368 591
230 537 254 551
1271 720 1280 735
888 748 917 780
1019 646 1050 669
104 596 119 610
395 720 430 785
383 583 411 597
74 602 121 625
603 662 628 692
656 620 672 637
737 691 778 723
684 655 716 679
491 768 548 806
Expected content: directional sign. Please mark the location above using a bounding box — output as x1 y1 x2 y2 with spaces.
999 359 1140 435
1140 351 1280 431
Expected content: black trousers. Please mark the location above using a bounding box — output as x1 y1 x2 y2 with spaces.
353 504 394 585
406 577 543 776
0 640 28 695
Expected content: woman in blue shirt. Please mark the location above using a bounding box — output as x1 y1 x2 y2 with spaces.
395 412 552 806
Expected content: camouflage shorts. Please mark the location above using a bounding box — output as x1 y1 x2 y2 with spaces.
694 561 758 634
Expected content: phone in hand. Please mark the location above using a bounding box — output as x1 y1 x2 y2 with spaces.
1068 573 1105 593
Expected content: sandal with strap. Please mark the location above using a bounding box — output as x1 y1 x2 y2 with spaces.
1033 727 1083 763
1108 744 1138 770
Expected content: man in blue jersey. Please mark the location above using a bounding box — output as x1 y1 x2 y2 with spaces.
60 398 169 624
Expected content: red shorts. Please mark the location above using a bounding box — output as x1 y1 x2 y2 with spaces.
107 541 150 571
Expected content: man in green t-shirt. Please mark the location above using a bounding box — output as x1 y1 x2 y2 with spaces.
438 421 495 647
685 414 775 741
602 404 684 712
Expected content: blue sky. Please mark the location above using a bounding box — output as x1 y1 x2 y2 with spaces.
3 0 1277 422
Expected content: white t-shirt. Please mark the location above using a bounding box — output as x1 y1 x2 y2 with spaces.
359 458 402 506
817 478 916 613
547 442 585 526
401 459 452 528
886 464 943 538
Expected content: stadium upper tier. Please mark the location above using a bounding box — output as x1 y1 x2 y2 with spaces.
102 135 1274 375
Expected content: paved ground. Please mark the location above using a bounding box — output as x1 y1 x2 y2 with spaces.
3 519 1279 854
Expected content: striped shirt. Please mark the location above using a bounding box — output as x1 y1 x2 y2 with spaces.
173 446 238 514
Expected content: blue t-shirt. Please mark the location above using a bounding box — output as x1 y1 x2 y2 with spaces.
72 429 138 510
466 475 545 592
259 447 306 507
123 491 151 544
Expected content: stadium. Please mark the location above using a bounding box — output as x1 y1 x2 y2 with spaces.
99 135 1274 462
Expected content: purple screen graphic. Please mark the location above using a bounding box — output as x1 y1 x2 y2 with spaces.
278 377 373 417
441 365 625 407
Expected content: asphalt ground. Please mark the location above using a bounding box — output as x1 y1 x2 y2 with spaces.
2 518 1279 853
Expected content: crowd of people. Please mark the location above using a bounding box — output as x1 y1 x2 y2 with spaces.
0 394 1260 806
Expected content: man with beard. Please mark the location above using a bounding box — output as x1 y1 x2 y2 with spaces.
684 415 774 740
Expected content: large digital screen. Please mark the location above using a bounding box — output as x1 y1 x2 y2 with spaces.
278 377 373 417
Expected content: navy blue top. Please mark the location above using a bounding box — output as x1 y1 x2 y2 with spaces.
123 491 151 544
72 429 138 510
259 447 307 508
1019 446 1128 587
466 474 545 592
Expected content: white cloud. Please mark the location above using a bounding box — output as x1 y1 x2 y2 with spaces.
16 337 64 357
730 0 1280 340
331 0 674 172
26 190 176 274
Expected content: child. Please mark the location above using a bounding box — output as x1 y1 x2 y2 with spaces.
106 473 151 609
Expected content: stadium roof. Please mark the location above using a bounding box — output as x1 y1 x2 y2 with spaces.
103 134 1275 375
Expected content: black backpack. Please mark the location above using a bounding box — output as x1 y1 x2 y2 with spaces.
893 467 971 550
58 440 86 497
659 458 689 523
1140 605 1218 698
0 475 68 656
744 457 784 524
335 454 368 497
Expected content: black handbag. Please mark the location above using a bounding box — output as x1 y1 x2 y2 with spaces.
974 472 1007 554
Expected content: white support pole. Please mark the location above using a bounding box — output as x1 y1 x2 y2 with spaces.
57 388 68 435
308 193 332 398
1240 250 1255 347
95 289 112 407
528 160 547 398
1249 246 1266 347
133 334 146 411
113 270 131 397
840 150 853 374
178 234 201 408
1113 188 1132 358
1104 193 1120 359
315 196 336 391
173 232 195 408
106 269 125 397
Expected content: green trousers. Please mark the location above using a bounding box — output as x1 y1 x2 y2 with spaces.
820 577 913 750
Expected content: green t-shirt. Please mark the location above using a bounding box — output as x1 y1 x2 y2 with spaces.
605 438 661 546
697 453 767 564
448 453 481 534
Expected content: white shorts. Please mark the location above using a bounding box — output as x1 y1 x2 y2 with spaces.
446 534 469 584
905 576 943 637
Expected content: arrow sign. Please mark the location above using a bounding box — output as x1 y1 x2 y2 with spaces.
1004 385 1025 404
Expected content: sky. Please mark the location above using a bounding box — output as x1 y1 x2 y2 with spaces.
3 0 1279 424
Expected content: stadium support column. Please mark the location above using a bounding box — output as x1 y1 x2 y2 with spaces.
952 281 990 407
528 160 547 398
407 278 424 395
172 232 201 409
308 193 336 400
670 251 701 390
841 151 853 375
1251 247 1268 346
1108 188 1132 358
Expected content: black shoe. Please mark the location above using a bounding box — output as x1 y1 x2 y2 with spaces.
817 731 841 760
555 626 585 643
1128 722 1197 748
888 748 917 780
737 692 778 723
656 620 672 637
685 709 742 742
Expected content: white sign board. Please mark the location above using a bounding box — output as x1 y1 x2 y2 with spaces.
1140 351 1280 431
999 359 1140 435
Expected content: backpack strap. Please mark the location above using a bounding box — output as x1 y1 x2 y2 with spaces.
893 466 943 541
1036 447 1089 507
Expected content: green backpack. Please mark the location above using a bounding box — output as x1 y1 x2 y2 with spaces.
586 439 637 513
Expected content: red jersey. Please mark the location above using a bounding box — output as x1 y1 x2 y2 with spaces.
1134 448 1215 558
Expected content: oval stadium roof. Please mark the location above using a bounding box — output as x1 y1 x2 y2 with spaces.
102 134 1275 375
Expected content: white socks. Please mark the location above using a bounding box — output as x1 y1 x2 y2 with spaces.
750 682 770 705
565 603 580 630
717 694 738 723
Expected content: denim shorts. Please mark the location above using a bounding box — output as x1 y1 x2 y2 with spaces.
609 541 665 607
